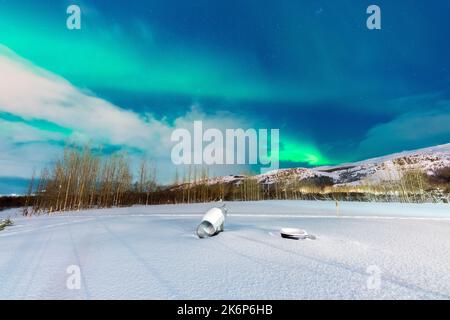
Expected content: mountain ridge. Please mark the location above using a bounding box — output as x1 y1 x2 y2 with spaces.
194 143 450 188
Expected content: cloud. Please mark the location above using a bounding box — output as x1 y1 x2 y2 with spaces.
0 45 165 150
357 104 450 157
0 46 254 182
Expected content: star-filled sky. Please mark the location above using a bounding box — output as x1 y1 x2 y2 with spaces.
1 0 450 193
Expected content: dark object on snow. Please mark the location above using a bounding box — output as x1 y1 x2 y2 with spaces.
281 233 301 240
196 205 227 238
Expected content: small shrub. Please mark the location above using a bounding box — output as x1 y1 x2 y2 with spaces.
0 218 13 231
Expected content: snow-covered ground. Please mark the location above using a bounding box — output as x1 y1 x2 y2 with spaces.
1 201 450 300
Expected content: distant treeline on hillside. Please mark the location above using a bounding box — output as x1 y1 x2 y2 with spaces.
0 196 27 211
3 146 448 214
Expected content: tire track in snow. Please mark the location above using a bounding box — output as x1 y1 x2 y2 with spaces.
63 215 92 299
21 213 450 221
230 233 450 299
0 225 52 298
215 233 319 275
211 234 331 298
96 218 181 299
20 229 54 299
0 217 96 237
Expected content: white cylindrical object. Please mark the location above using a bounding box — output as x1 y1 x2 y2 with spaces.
196 206 227 238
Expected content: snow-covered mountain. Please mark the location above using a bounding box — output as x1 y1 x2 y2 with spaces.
194 143 450 187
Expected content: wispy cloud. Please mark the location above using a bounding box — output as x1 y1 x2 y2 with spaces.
357 103 450 157
0 46 253 181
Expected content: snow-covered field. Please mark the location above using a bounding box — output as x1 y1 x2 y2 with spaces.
1 200 450 300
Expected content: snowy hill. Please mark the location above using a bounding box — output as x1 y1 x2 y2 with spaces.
192 143 450 187
313 143 450 186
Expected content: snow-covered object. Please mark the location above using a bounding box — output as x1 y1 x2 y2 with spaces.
196 205 227 238
280 228 316 240
280 228 308 240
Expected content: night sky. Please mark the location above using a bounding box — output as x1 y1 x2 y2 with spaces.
1 0 450 193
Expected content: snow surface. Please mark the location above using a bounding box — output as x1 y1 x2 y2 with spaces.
1 200 450 300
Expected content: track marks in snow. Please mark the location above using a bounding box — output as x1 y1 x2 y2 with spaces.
95 218 182 299
228 232 450 299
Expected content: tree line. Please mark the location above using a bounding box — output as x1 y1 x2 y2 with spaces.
22 147 450 215
24 147 156 215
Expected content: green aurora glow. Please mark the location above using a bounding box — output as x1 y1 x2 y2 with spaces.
279 139 332 166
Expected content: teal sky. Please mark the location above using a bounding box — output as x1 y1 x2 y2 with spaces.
1 0 450 193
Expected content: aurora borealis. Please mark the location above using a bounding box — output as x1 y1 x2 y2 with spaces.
1 0 450 193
